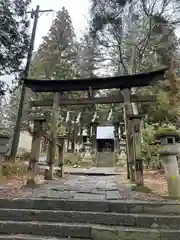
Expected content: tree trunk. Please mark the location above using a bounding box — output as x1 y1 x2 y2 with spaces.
27 119 43 185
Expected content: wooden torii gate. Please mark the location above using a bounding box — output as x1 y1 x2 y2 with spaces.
24 68 167 183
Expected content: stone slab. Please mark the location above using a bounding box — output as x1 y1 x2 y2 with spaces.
117 228 160 240
64 167 120 176
91 227 161 240
60 191 76 199
74 194 91 200
142 203 180 214
46 191 61 199
0 221 91 238
91 190 106 195
106 191 121 200
160 230 180 240
77 188 94 193
0 210 135 226
0 236 91 240
108 202 143 213
135 214 180 229
89 194 106 200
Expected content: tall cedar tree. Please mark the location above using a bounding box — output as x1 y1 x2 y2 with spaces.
31 7 76 80
0 0 30 76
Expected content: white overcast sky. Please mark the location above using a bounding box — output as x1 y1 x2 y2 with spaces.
29 0 90 50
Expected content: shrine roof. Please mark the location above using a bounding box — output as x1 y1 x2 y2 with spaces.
24 68 167 92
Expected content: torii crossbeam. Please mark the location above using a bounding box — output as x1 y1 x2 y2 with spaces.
24 68 167 92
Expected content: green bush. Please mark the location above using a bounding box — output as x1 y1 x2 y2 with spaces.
142 125 158 167
1 162 28 177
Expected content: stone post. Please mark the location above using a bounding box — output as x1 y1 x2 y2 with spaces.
28 117 45 185
79 127 83 147
56 136 66 178
91 122 98 154
76 124 82 153
121 88 134 180
91 122 98 166
113 122 119 153
72 122 77 153
67 121 71 152
158 132 180 198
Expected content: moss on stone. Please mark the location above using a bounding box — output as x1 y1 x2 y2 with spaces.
131 185 152 193
154 127 180 140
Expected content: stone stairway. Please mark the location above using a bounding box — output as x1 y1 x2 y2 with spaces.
97 152 115 167
0 199 179 239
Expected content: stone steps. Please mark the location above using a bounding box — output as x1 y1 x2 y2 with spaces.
0 199 179 239
0 199 179 215
0 221 90 238
0 208 180 229
0 221 179 239
0 235 88 240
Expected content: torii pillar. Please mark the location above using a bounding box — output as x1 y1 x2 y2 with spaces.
129 115 144 186
121 88 134 181
27 117 45 185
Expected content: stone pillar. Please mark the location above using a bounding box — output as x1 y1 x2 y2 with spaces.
113 122 119 153
72 123 77 153
91 122 98 154
56 136 66 178
79 127 83 146
130 115 144 186
48 92 59 180
91 122 98 166
76 124 82 153
158 133 180 198
28 118 45 184
67 121 71 152
121 88 134 180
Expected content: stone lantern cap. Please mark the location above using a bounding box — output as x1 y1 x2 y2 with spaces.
154 130 180 142
0 127 11 139
56 135 67 146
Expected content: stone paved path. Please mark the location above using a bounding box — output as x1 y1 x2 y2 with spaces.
64 167 119 175
20 175 133 201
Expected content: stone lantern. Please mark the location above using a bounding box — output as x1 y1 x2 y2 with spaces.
0 126 11 161
56 135 67 178
90 121 98 154
156 130 180 198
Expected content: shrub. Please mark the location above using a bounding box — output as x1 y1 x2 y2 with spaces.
0 162 28 177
